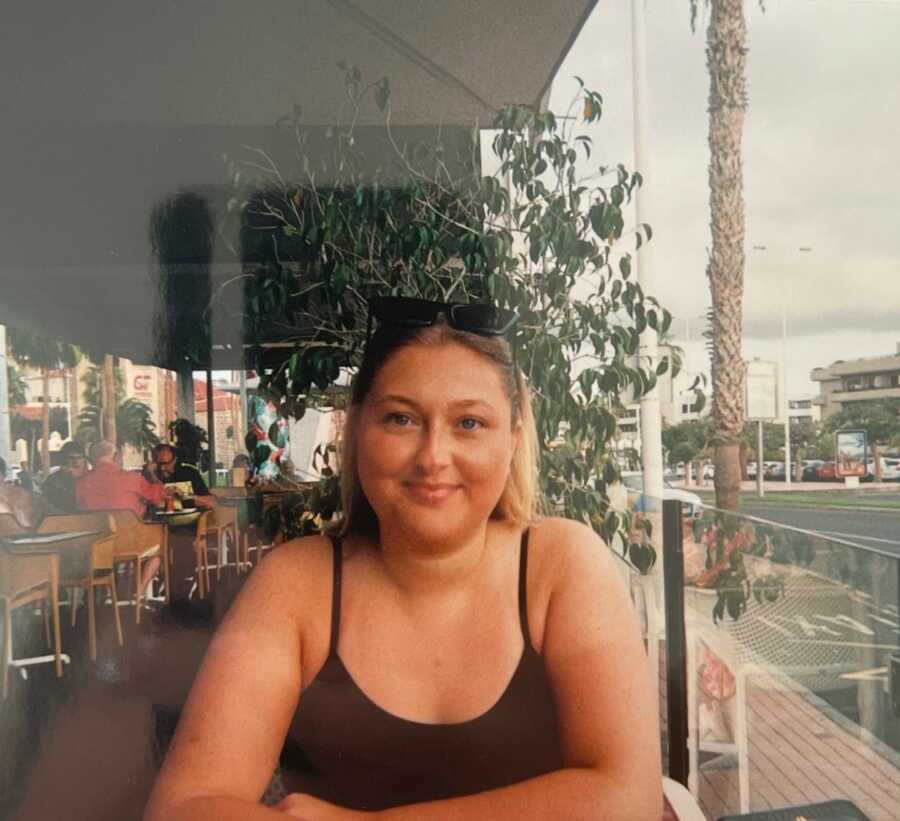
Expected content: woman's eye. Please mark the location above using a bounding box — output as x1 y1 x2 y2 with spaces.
459 417 484 431
386 412 413 426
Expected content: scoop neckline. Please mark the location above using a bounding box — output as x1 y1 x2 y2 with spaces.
322 643 530 728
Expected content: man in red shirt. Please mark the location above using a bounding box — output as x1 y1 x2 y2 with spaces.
77 440 167 591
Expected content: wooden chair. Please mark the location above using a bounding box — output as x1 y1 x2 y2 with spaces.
36 513 123 660
190 508 237 598
209 487 252 573
104 510 168 624
0 514 63 699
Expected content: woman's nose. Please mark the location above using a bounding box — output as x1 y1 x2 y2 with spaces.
415 425 451 471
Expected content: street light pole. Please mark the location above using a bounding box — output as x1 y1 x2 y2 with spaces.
631 0 664 513
752 245 813 488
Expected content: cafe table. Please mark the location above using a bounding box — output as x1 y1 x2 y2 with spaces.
1 529 102 679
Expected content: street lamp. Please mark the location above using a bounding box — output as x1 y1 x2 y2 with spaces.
751 245 813 487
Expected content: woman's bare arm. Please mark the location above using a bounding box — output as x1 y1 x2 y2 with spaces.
280 519 661 821
143 538 333 821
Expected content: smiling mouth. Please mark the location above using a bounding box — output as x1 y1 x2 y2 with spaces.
404 483 461 504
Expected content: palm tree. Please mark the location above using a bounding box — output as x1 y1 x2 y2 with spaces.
75 365 159 453
7 329 78 477
694 0 749 511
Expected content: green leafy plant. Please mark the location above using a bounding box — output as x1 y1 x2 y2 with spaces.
223 67 677 554
75 365 160 453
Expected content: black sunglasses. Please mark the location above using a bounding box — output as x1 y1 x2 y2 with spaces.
367 296 519 341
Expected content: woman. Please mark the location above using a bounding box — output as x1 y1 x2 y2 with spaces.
145 297 662 820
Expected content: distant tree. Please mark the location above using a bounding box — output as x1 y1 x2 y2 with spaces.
75 365 159 452
789 419 821 481
7 329 78 477
824 399 900 482
6 364 27 406
662 418 711 483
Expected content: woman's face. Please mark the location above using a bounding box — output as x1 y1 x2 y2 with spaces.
355 341 520 547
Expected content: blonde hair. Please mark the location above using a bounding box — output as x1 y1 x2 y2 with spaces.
336 322 541 538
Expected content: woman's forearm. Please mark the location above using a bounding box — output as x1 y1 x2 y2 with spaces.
373 767 662 821
144 795 287 821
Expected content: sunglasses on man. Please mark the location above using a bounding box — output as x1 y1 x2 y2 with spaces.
366 296 519 342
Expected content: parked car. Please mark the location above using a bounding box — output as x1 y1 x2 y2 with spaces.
764 461 785 481
801 460 824 481
816 461 838 481
620 472 704 518
864 457 900 482
882 457 900 481
746 461 757 479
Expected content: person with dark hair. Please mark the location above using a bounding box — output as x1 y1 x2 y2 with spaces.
41 441 89 512
149 443 215 511
146 298 661 820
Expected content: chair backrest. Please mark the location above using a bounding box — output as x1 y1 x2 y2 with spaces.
37 512 109 536
36 512 112 580
102 509 165 555
0 512 29 537
90 534 117 573
211 504 238 530
0 547 51 598
0 484 43 529
210 486 248 499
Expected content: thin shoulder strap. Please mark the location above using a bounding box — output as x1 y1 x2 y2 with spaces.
518 528 532 647
328 536 343 656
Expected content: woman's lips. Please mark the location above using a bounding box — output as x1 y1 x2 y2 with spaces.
404 482 460 504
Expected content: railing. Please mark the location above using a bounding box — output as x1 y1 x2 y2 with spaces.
612 493 900 820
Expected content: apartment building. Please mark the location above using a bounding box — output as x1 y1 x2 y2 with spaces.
811 344 900 420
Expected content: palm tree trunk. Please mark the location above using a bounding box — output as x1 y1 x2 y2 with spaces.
102 355 118 446
706 0 748 512
41 368 51 477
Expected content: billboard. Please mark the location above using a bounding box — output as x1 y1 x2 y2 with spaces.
835 429 867 478
745 359 779 421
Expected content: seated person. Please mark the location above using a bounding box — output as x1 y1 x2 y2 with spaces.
145 297 661 820
77 440 166 591
149 444 215 510
41 441 89 513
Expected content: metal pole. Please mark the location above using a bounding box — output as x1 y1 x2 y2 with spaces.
0 324 12 466
782 303 791 487
757 420 765 498
662 498 689 786
205 369 215 486
631 0 664 518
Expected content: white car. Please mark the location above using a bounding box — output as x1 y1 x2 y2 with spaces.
881 457 900 481
620 472 704 518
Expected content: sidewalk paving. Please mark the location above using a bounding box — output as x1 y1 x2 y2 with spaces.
674 479 900 493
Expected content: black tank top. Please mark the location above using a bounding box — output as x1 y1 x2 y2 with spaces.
281 530 563 811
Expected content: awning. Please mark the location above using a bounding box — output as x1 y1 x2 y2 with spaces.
0 0 598 368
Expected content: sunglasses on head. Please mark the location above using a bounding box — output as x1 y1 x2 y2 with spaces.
366 296 519 341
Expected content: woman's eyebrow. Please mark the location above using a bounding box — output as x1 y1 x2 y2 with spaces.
374 395 495 412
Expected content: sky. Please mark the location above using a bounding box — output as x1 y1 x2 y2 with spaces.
548 0 900 397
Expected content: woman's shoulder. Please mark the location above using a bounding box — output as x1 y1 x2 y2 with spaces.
233 533 336 610
527 516 620 587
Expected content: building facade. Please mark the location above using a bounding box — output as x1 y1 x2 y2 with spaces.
811 344 900 420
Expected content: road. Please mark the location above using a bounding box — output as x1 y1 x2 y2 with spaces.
737 501 900 556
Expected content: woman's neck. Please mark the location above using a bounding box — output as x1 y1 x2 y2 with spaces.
372 522 493 597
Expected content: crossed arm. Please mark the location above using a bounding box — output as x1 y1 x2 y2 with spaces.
144 523 662 821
